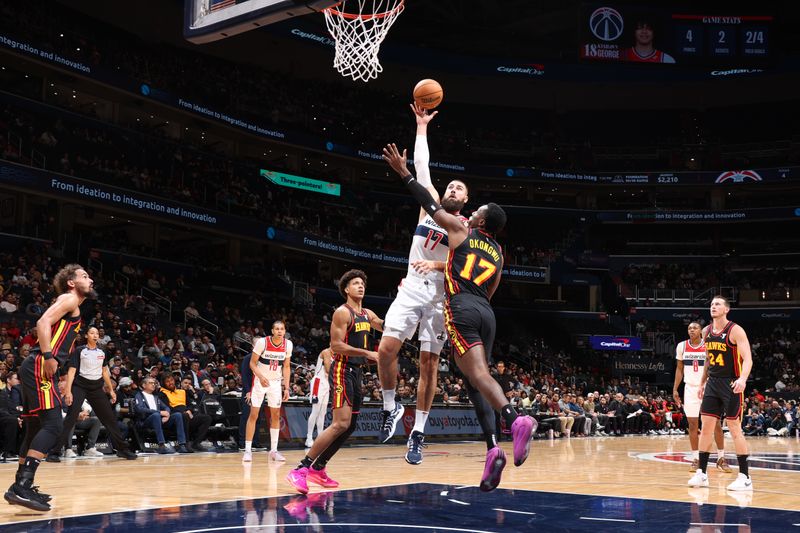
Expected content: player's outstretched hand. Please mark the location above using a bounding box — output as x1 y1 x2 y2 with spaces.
411 259 435 275
382 143 408 176
410 103 438 125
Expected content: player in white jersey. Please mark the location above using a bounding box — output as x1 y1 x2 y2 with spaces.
243 320 292 463
377 102 470 464
673 321 730 472
305 347 332 448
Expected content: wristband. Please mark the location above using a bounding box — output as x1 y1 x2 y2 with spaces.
401 173 415 186
43 351 54 361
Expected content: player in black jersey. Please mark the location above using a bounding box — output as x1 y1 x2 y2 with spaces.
384 143 535 492
286 269 384 494
688 296 754 491
5 264 95 512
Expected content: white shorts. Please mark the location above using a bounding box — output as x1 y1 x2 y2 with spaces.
251 379 282 408
311 377 330 403
383 276 447 354
683 383 702 418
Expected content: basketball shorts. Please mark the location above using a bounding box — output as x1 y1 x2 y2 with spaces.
329 359 362 413
383 276 447 354
700 377 743 421
311 376 330 406
250 379 282 408
682 383 702 418
444 293 496 358
20 354 61 414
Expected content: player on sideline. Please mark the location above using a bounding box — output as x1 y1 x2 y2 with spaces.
305 347 332 448
384 143 535 492
378 103 470 465
5 264 92 511
673 322 730 473
688 296 754 491
242 320 292 463
286 270 383 494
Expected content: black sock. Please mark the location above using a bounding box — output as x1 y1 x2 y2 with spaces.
737 455 749 477
15 462 24 483
313 458 328 470
699 451 710 473
466 387 498 450
297 455 314 469
500 404 518 427
19 457 41 487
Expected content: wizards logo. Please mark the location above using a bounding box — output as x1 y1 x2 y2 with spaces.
633 451 800 472
715 170 763 184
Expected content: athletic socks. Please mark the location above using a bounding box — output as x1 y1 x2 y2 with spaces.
500 404 518 427
699 451 710 473
298 455 314 469
270 428 279 452
19 457 41 488
413 410 429 434
245 441 252 453
467 387 498 451
738 455 749 477
382 389 396 412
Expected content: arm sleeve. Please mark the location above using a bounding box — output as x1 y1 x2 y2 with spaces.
414 135 432 188
402 174 442 218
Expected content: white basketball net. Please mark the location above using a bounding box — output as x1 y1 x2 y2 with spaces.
323 0 405 83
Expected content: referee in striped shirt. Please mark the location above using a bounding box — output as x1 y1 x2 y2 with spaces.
56 327 137 459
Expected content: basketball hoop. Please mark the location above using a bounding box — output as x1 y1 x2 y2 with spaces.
323 0 405 83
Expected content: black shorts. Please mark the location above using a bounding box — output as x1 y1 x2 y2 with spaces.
329 359 362 413
701 377 743 420
444 293 496 358
20 354 61 415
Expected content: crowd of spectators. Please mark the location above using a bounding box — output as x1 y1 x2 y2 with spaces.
4 0 800 174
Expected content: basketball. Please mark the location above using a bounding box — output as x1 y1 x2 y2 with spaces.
413 79 444 109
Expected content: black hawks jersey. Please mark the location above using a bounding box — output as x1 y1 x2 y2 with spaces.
444 229 502 301
334 304 371 366
51 312 82 367
705 321 741 379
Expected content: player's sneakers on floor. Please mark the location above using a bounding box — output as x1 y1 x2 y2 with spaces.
716 456 733 473
378 403 405 443
689 458 699 472
64 449 77 459
688 469 709 487
307 467 339 488
511 416 536 467
84 447 104 457
286 467 309 494
304 439 314 448
269 450 286 462
479 446 507 492
242 451 252 463
727 473 753 491
116 449 138 460
405 431 426 465
4 483 51 512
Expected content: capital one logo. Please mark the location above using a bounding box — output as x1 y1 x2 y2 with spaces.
589 7 624 41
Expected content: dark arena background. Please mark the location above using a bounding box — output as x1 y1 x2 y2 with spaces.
0 0 799 530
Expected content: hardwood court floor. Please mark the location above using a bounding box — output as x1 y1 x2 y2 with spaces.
1 434 799 524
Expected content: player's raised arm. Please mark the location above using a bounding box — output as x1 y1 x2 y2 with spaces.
383 143 467 240
411 102 439 206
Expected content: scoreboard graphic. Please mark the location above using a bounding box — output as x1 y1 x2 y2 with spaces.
580 4 773 64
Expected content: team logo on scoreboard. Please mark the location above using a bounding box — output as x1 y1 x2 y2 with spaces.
632 451 800 472
589 7 624 41
715 170 763 183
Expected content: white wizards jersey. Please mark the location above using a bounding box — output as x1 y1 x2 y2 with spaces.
313 352 327 381
676 339 705 386
252 336 293 380
407 214 468 284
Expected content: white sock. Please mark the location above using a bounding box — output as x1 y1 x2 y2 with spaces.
270 428 279 452
383 389 396 411
245 441 252 453
413 410 429 434
692 450 699 460
718 448 724 458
